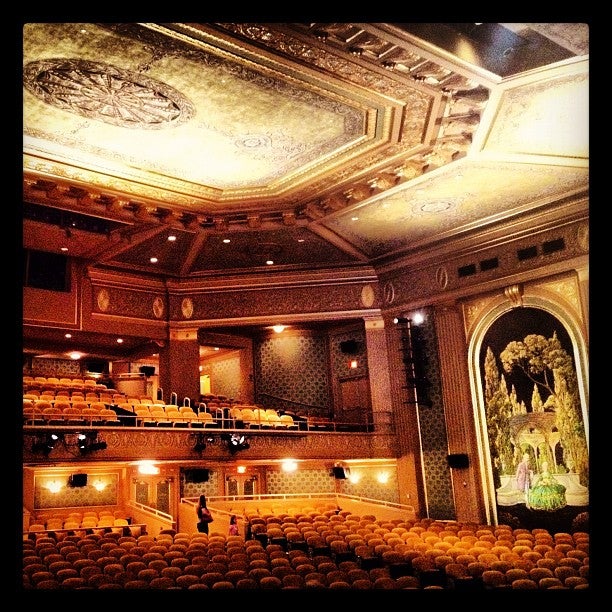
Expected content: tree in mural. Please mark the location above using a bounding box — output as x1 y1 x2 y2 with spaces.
483 346 514 487
500 332 588 487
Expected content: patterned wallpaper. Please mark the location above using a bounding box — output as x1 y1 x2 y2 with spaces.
209 355 242 401
265 469 336 495
265 467 399 505
180 470 220 499
34 474 118 509
254 334 331 415
330 329 368 379
26 357 83 378
336 469 399 505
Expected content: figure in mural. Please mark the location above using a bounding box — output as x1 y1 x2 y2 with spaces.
515 452 533 507
527 461 567 511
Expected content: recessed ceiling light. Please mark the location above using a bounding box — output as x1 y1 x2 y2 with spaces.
223 238 231 243
65 333 72 338
167 235 177 242
351 216 359 221
266 260 274 265
117 338 123 344
60 246 68 252
150 257 158 263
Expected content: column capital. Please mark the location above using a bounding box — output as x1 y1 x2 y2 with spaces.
169 327 199 341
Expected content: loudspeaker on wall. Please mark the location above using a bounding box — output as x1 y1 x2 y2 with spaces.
69 473 88 487
446 454 469 469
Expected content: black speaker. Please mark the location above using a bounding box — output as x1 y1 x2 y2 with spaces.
447 453 469 469
185 468 209 483
24 249 69 292
69 473 88 487
332 467 346 479
86 360 106 374
339 340 359 354
139 366 156 377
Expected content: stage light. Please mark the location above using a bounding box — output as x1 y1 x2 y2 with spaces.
193 433 207 453
32 433 62 455
77 431 107 454
223 433 250 454
77 433 88 451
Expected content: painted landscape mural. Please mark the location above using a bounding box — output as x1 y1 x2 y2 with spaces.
480 308 588 532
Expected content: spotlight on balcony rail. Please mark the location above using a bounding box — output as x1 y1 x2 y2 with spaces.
77 431 107 454
222 433 250 454
193 433 207 453
393 316 410 325
32 432 62 456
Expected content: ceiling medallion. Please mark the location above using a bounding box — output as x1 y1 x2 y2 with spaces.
418 200 454 213
23 59 194 129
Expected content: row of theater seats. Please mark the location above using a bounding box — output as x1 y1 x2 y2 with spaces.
30 509 132 533
23 376 109 392
22 396 305 430
219 405 298 429
23 399 121 426
23 515 589 590
24 390 125 402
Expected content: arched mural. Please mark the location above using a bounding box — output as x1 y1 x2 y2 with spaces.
478 306 588 531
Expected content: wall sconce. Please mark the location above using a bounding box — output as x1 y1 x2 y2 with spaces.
237 465 247 474
272 324 286 333
348 471 361 484
349 359 358 369
281 459 298 472
393 316 410 325
46 480 63 493
137 461 160 475
376 471 390 484
93 479 106 491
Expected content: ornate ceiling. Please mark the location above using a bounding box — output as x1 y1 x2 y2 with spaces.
23 22 588 277
22 22 589 360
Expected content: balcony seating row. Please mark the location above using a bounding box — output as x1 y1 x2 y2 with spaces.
23 394 365 432
23 400 120 426
24 392 127 405
23 376 108 392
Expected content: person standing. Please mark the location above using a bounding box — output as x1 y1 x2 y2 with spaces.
228 514 239 536
196 494 213 534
